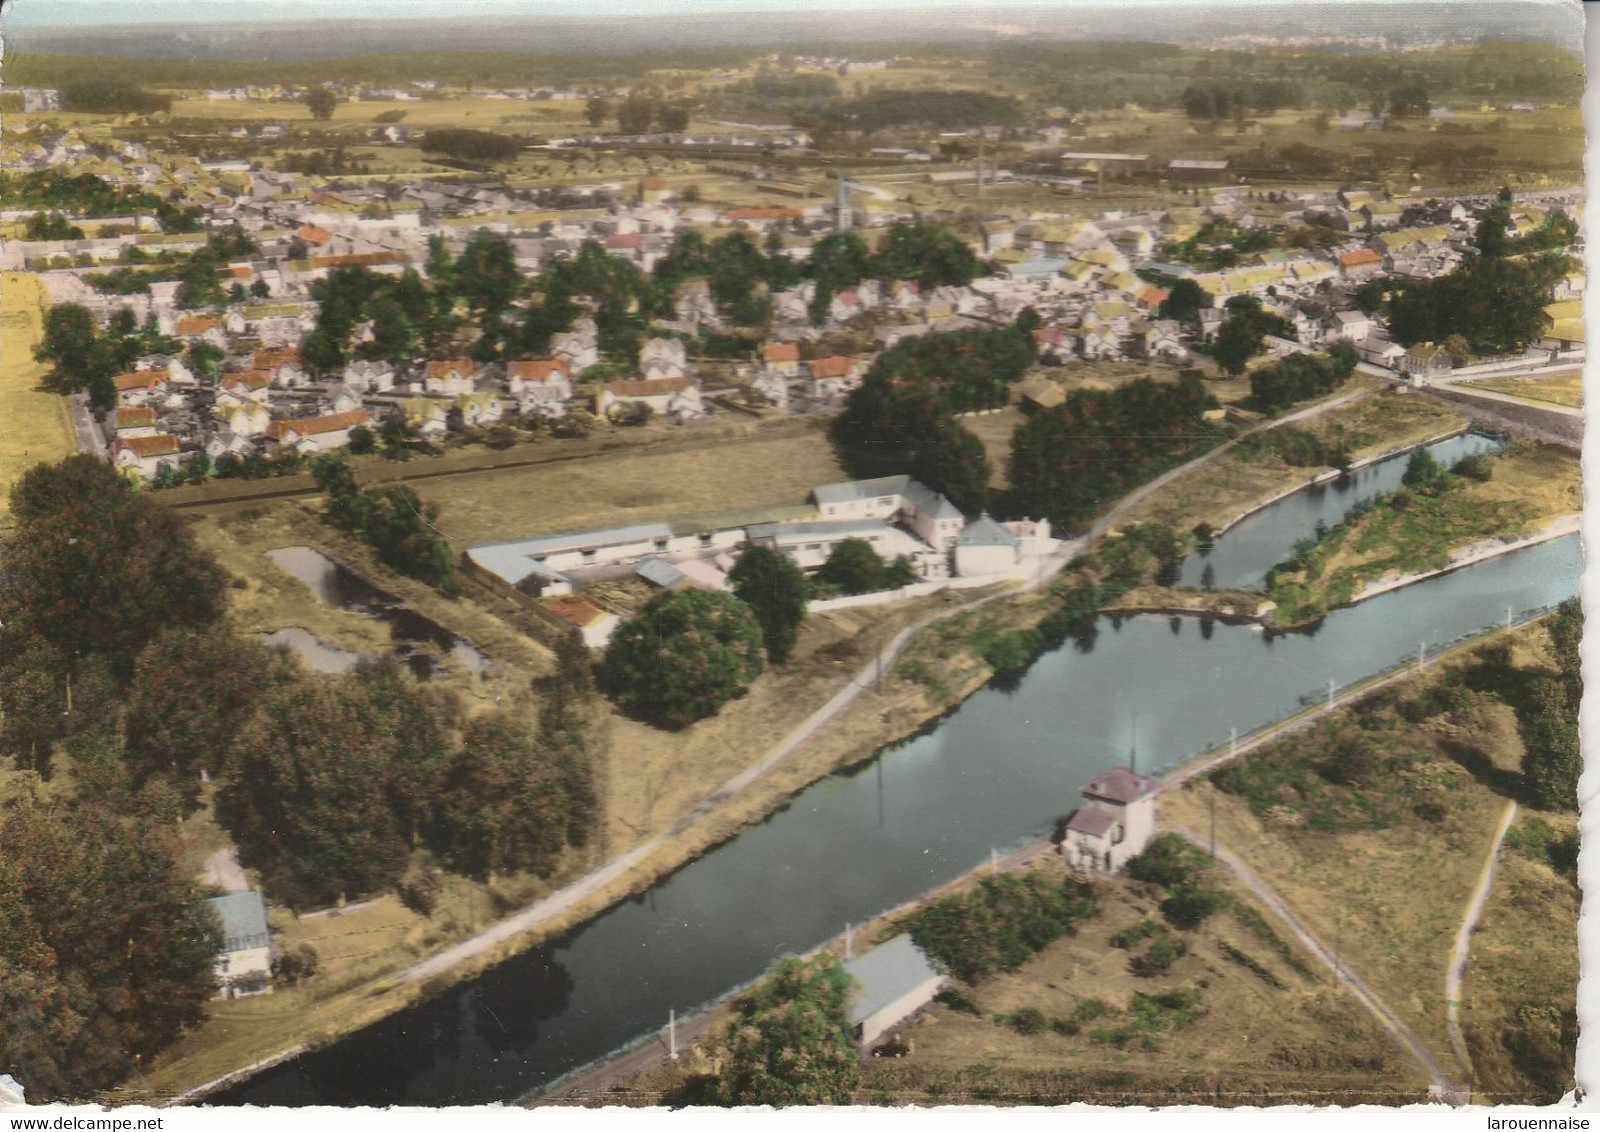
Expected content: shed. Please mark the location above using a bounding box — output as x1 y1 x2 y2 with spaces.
207 890 273 998
843 934 946 1046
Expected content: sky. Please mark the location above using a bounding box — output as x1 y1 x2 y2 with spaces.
0 0 1479 29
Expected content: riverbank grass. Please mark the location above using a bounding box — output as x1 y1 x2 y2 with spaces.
1120 386 1466 536
1265 442 1577 627
1159 619 1575 1079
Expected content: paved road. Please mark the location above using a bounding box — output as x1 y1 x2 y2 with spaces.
1171 826 1467 1105
1444 799 1519 1090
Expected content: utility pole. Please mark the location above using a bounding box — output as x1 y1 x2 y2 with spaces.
668 1009 677 1061
1208 791 1216 859
844 923 853 960
1418 640 1427 668
990 847 999 875
1230 726 1238 758
1327 678 1335 711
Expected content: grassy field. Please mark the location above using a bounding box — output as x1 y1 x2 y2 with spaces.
0 272 79 521
1120 384 1467 536
1160 620 1577 1089
1266 441 1579 626
618 854 1425 1107
405 421 845 545
1461 371 1584 410
1457 811 1580 1103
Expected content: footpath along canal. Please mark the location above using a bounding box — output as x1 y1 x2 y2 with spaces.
215 436 1579 1107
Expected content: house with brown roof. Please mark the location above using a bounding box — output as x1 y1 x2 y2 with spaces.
217 371 273 407
253 346 308 388
806 355 864 396
112 434 182 481
542 593 619 649
1398 342 1453 386
1061 766 1159 874
265 409 374 454
175 317 228 349
763 341 802 376
113 406 159 438
596 377 704 422
425 359 480 397
113 370 166 407
1337 248 1383 279
506 358 573 411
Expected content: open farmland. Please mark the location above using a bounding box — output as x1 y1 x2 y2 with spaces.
0 272 80 519
407 422 846 545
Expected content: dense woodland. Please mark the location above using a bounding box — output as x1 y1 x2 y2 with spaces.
0 458 602 1099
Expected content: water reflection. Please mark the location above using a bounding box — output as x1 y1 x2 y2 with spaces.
265 546 492 677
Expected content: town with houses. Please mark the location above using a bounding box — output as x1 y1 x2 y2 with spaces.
1 91 1583 646
0 7 1586 1112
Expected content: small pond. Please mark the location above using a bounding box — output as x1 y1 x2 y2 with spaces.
265 546 491 678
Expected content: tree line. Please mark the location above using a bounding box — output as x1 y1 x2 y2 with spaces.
0 457 602 1097
1006 371 1223 533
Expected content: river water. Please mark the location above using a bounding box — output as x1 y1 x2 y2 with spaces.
1175 431 1505 590
216 443 1579 1108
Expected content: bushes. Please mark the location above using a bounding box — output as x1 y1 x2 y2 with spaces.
1125 835 1228 931
904 871 1099 984
1128 932 1188 977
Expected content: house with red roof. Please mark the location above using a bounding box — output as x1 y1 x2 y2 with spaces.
596 377 704 422
806 354 864 397
542 593 619 649
424 359 480 397
112 433 182 481
264 409 374 455
1337 248 1383 280
763 341 802 376
1061 766 1159 874
217 371 273 407
253 346 307 388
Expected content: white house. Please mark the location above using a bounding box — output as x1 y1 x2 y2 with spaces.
843 934 947 1046
424 359 480 397
639 336 689 380
597 377 704 421
112 433 182 481
1061 766 1159 874
507 358 573 409
207 890 273 999
343 359 396 394
265 409 373 454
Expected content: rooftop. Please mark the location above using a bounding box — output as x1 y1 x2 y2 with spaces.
843 934 944 1029
1082 766 1159 805
208 890 270 955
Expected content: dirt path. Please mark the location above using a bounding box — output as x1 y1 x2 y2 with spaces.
1445 799 1519 1090
1170 826 1467 1105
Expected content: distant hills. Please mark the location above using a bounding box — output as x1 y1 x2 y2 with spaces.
3 1 1582 62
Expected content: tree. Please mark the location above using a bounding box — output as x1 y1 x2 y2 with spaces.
436 710 573 881
601 589 764 728
1442 333 1472 367
728 547 807 665
1521 598 1581 811
0 802 222 1101
584 96 611 128
185 340 225 384
617 94 656 134
816 538 888 596
1157 278 1208 325
1401 447 1443 489
306 87 339 121
219 672 415 908
712 953 861 1107
250 278 271 299
0 456 227 674
34 303 98 392
1213 307 1265 376
1475 205 1511 261
657 103 690 133
123 627 276 810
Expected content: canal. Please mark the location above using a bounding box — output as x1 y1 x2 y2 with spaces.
215 441 1578 1107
